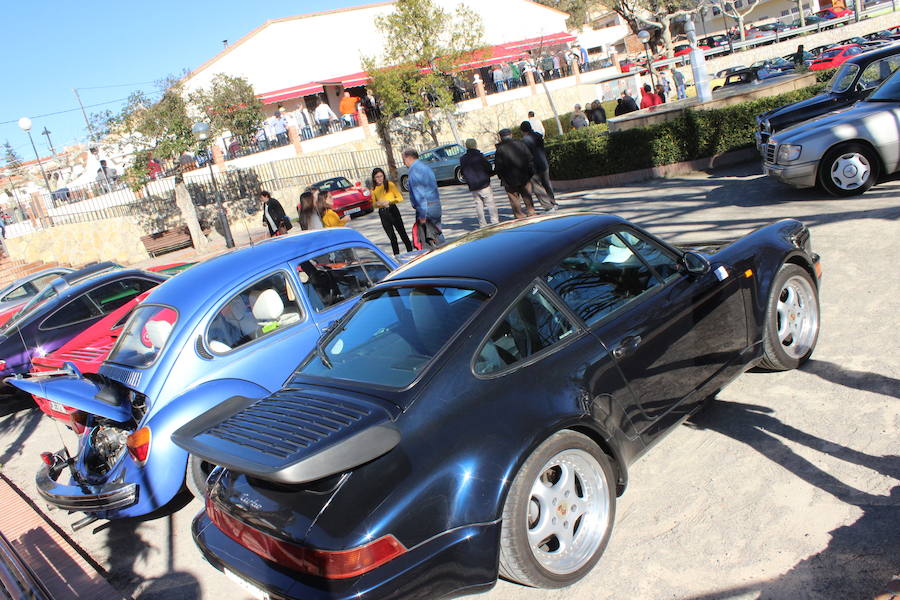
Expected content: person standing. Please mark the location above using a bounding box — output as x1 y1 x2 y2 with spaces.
655 83 667 104
589 100 607 124
615 90 639 115
297 188 324 230
321 191 350 228
672 69 687 100
402 149 444 249
519 121 558 212
492 65 506 92
458 139 498 227
339 91 359 128
314 98 337 135
260 190 290 237
640 83 663 109
370 167 413 255
273 112 289 145
493 129 536 219
527 111 545 137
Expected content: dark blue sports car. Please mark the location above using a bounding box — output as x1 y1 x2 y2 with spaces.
175 214 822 599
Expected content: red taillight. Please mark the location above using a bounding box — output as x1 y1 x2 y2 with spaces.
206 496 406 579
40 452 53 466
126 427 151 465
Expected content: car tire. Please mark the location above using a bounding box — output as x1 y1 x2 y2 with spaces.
454 166 466 185
817 142 880 197
186 454 214 499
400 175 409 192
712 85 721 91
759 264 820 371
498 430 615 588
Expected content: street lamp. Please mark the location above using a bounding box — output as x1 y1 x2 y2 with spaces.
637 29 656 91
191 121 235 248
18 117 54 205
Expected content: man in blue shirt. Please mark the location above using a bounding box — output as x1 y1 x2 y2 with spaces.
402 149 444 249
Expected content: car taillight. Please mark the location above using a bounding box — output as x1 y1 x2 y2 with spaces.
126 427 151 465
206 496 406 579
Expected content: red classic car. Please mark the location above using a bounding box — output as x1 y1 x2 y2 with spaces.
816 7 853 19
810 44 864 70
673 43 710 57
304 176 373 219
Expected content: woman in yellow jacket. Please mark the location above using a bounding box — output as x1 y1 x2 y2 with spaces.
321 190 350 228
370 167 412 255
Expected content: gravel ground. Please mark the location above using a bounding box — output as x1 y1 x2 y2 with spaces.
0 162 897 600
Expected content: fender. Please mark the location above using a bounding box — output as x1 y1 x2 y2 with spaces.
104 378 271 518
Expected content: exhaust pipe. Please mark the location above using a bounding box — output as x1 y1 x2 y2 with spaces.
71 515 99 532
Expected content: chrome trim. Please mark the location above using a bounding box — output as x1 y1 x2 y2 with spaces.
36 461 137 512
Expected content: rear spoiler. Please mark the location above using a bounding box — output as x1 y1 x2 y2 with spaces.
172 388 400 485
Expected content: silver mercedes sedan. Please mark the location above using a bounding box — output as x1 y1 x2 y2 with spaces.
763 67 900 196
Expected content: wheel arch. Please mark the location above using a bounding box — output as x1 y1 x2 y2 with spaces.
783 251 819 290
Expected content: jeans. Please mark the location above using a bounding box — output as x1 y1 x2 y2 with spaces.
495 80 506 92
676 84 687 100
318 119 331 135
470 186 498 227
378 204 412 255
530 169 557 210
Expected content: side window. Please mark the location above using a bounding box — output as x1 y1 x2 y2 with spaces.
299 247 391 311
206 272 303 354
420 152 436 162
87 278 158 314
859 57 900 89
444 145 464 158
41 297 99 329
2 283 34 302
475 286 575 375
30 273 64 292
545 233 660 326
618 230 681 281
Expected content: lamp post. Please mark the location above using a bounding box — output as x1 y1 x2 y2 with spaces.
191 122 235 249
18 118 53 197
637 30 656 91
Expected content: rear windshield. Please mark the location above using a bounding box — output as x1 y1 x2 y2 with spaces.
106 305 178 369
299 286 487 388
818 49 842 59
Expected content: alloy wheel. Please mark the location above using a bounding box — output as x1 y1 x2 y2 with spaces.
775 274 819 359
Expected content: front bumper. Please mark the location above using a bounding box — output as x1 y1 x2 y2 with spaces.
763 160 818 189
192 511 500 600
36 455 137 512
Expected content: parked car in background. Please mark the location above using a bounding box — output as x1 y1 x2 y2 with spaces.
756 21 797 37
840 36 890 49
10 230 397 522
0 267 74 326
0 263 162 379
756 44 900 148
810 44 864 70
714 65 793 92
398 143 496 191
751 56 797 73
816 7 853 19
673 43 710 56
790 15 831 29
305 177 373 219
176 213 821 600
763 67 900 196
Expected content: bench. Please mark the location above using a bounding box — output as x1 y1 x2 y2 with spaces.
140 226 194 258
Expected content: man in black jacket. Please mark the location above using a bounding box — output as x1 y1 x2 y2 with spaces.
260 190 290 237
614 90 639 116
458 139 498 227
493 129 536 219
520 121 558 212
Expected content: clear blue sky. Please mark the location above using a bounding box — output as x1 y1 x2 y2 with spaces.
1 0 362 160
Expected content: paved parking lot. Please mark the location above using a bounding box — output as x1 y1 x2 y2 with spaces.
0 162 897 600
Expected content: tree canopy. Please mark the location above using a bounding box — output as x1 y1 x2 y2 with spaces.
189 74 264 139
532 0 594 28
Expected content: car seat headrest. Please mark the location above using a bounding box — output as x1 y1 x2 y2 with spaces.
252 289 285 321
145 320 173 349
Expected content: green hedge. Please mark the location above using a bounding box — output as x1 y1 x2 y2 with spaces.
547 82 827 181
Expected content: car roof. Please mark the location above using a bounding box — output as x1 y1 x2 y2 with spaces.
0 266 73 293
146 228 373 316
384 213 631 290
60 261 121 285
844 42 900 65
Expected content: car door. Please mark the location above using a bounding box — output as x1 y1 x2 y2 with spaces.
543 229 747 442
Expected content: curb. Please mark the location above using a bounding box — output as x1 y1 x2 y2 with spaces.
551 147 760 192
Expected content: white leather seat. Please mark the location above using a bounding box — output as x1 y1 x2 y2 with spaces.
252 289 285 322
145 320 173 349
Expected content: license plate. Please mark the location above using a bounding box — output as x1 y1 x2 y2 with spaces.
224 569 269 600
347 207 362 215
50 401 65 413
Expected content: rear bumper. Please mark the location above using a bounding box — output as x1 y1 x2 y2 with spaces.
192 511 500 600
36 456 137 512
763 160 818 189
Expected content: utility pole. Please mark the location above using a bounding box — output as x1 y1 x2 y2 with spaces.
73 88 95 141
41 127 56 155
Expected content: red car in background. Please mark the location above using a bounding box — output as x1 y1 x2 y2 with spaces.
810 43 864 70
673 43 710 57
302 176 373 219
816 7 853 19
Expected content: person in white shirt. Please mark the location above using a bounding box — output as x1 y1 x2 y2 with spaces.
527 111 545 137
314 99 337 135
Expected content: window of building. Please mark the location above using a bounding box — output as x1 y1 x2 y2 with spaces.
475 285 575 375
712 6 721 15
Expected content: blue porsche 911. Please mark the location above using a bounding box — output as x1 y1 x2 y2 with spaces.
175 213 822 599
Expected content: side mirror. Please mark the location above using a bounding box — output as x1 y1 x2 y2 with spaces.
682 251 711 275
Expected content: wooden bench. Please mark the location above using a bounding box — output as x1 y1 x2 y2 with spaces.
140 225 194 257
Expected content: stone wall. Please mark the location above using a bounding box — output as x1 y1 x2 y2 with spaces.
6 218 150 266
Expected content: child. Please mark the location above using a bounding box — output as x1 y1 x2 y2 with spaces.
321 191 350 228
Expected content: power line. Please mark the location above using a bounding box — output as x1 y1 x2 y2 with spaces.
76 80 158 91
0 90 163 126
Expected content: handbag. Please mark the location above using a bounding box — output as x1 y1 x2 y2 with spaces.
281 216 293 231
411 222 421 250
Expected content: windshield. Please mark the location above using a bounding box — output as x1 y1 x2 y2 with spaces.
106 305 178 369
313 178 351 192
0 284 58 332
867 68 900 102
299 286 487 388
826 63 860 93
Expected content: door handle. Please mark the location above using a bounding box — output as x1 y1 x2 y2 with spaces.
612 335 642 359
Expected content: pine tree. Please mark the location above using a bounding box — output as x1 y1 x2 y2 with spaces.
2 141 24 180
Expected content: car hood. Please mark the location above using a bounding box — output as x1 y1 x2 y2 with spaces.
758 93 836 122
5 373 132 422
772 100 895 143
172 384 402 485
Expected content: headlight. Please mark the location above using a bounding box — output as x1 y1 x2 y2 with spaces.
778 144 802 163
